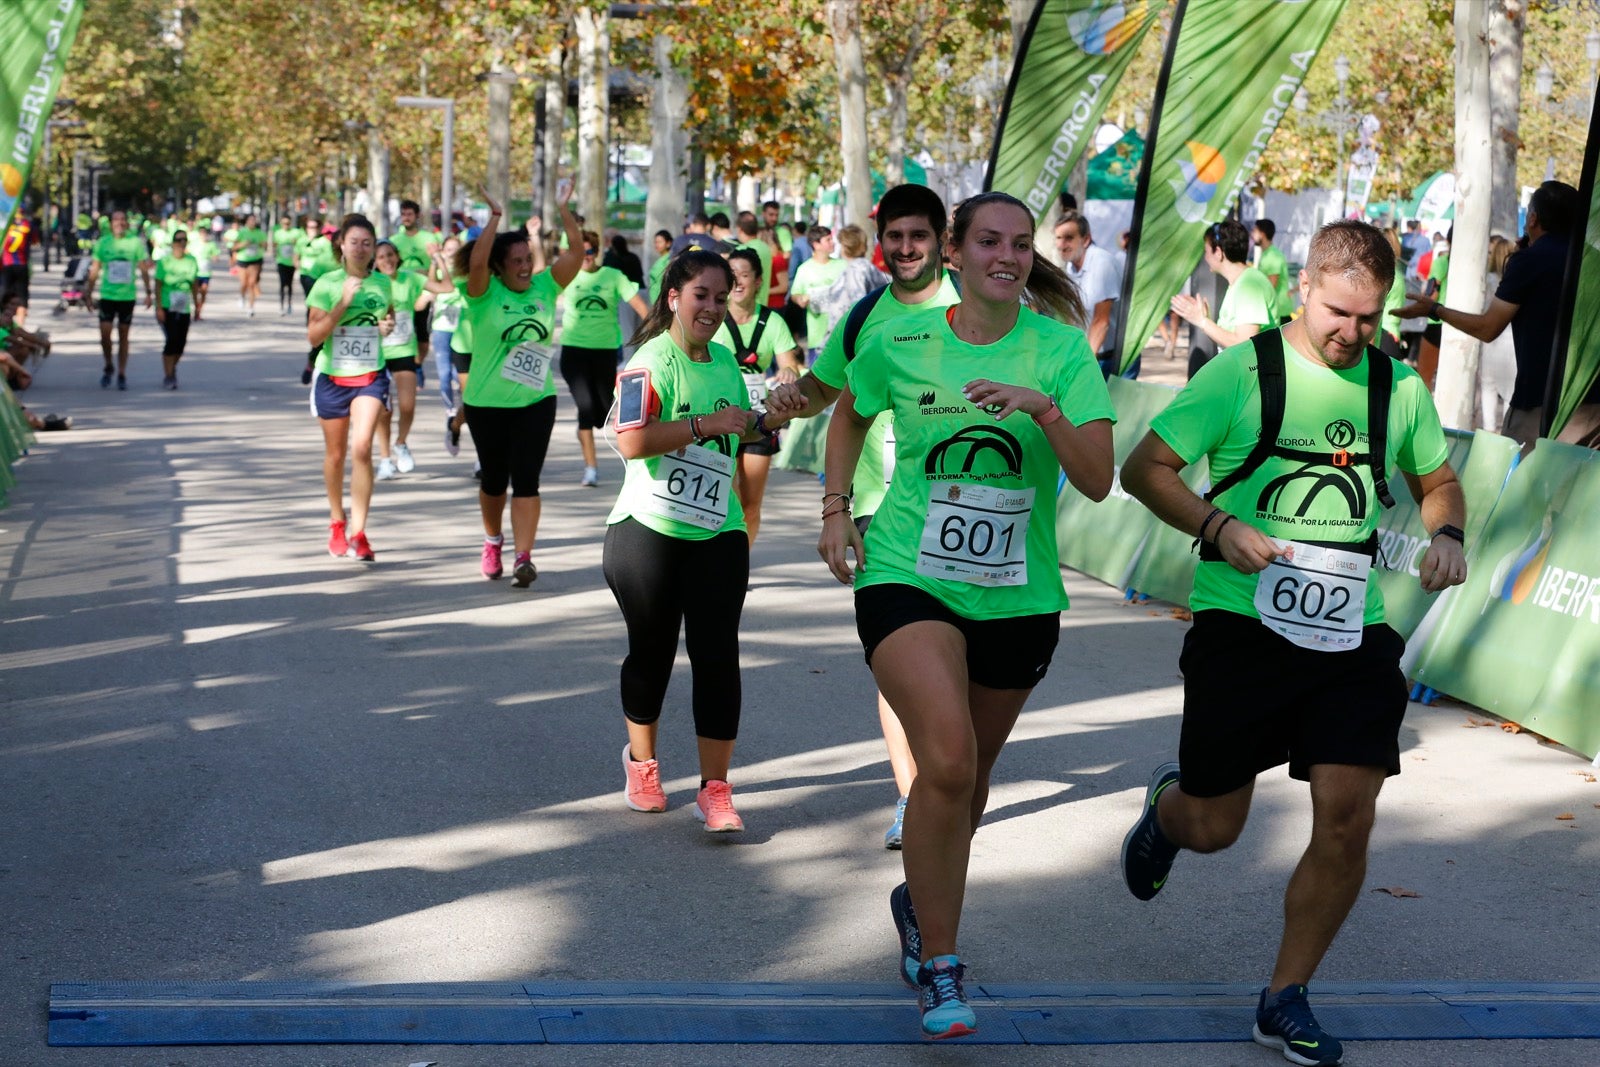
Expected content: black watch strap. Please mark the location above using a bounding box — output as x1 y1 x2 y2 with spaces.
1432 524 1465 544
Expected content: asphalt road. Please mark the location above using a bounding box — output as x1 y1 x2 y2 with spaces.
2 265 1597 1066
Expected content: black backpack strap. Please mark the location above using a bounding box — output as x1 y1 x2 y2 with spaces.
1367 344 1395 508
947 268 962 296
723 314 749 362
1205 330 1285 504
841 285 890 362
746 307 771 364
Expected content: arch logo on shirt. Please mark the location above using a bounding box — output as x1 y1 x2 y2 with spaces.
1255 419 1372 523
925 425 1025 482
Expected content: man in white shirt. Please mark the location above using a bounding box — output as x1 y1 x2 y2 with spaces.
1055 211 1132 378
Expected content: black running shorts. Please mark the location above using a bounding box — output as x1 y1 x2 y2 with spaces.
854 582 1060 691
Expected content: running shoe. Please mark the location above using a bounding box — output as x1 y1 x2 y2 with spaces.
581 465 599 487
884 794 909 850
393 443 415 473
346 531 375 562
162 374 176 390
375 457 397 481
889 881 922 987
1121 762 1182 901
327 520 348 558
481 539 503 579
622 743 667 812
693 779 744 832
301 362 313 386
511 552 536 588
1253 985 1344 1066
116 374 127 391
100 368 112 388
915 956 976 1039
445 413 461 457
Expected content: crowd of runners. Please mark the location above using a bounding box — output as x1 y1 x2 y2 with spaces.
61 177 1472 1064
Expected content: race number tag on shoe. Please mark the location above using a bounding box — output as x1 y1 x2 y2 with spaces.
168 291 191 314
383 312 414 348
645 443 733 531
329 326 381 375
741 370 768 409
1253 541 1370 651
916 483 1033 587
500 341 553 391
107 260 134 286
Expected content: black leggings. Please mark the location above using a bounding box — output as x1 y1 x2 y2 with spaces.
277 263 295 301
301 276 317 361
602 518 749 740
560 345 620 430
160 312 191 357
464 396 557 497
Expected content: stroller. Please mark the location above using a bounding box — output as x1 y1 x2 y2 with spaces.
54 250 92 315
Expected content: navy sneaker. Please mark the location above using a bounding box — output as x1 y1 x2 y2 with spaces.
1120 761 1181 900
889 882 921 988
1253 985 1344 1066
915 955 976 1039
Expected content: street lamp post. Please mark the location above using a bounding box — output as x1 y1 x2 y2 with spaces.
1534 34 1600 180
397 95 454 232
41 115 84 268
1296 56 1359 218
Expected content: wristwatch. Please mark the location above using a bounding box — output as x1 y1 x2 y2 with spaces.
1431 524 1465 544
1429 301 1443 320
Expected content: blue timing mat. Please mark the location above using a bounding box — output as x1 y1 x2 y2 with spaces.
48 980 1600 1047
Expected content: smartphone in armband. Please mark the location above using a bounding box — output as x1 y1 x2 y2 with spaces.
615 367 652 430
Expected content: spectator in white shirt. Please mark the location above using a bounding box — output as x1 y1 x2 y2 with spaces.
1055 211 1132 378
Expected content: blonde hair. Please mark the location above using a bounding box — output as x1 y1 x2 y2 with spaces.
1487 235 1516 276
837 224 868 259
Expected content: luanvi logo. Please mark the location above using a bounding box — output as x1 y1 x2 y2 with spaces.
924 426 1024 481
893 331 932 343
918 391 936 406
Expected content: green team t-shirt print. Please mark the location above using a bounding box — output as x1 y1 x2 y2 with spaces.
846 305 1116 620
560 265 639 349
811 272 961 519
306 269 394 377
1149 331 1450 625
380 269 428 361
461 272 563 408
607 332 752 541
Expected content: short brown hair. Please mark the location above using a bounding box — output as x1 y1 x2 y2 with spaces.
1055 210 1089 239
837 224 868 258
1303 219 1394 292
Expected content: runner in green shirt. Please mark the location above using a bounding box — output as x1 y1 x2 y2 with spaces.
273 217 301 315
154 232 200 389
789 225 845 352
560 228 651 488
1253 219 1291 315
373 241 453 480
306 213 396 564
646 230 671 305
425 236 467 434
232 214 268 317
392 199 443 360
86 209 153 389
188 228 215 320
1171 220 1277 379
762 200 792 252
1119 220 1466 1067
603 248 799 834
733 214 773 304
297 216 338 383
817 191 1114 1041
458 180 583 588
1418 239 1450 390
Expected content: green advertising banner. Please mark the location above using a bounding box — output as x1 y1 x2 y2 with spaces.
1407 440 1600 758
1374 430 1520 640
0 0 84 225
985 0 1163 225
1124 452 1208 606
1549 80 1600 437
772 404 830 475
1056 376 1171 588
1116 0 1345 371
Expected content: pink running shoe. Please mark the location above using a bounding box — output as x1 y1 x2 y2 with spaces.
693 779 744 833
328 520 349 558
481 539 503 579
622 743 667 813
346 530 375 562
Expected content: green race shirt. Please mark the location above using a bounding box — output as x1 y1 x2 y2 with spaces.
606 332 752 540
791 256 846 348
647 254 668 305
1149 331 1450 625
306 269 394 378
298 234 337 280
711 307 798 375
462 272 563 408
149 227 172 263
380 269 428 360
273 226 300 265
1218 266 1278 332
846 305 1116 619
155 254 200 311
1427 252 1450 325
234 227 267 264
92 234 150 302
189 233 216 278
390 228 441 274
1383 269 1406 342
811 272 961 518
1257 244 1290 312
560 265 639 349
433 276 466 334
739 238 774 305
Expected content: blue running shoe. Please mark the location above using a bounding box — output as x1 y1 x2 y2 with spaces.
889 881 921 988
884 794 908 850
1120 761 1181 901
915 955 976 1039
1253 985 1343 1066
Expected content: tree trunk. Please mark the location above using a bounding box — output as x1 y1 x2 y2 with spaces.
418 61 433 225
885 78 907 186
1487 0 1524 238
575 6 611 235
645 33 689 274
1436 0 1493 430
486 66 515 215
686 147 705 216
365 126 390 237
532 93 547 224
542 43 566 230
828 0 872 232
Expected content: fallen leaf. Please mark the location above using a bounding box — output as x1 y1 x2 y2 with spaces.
1572 772 1597 783
1463 717 1494 728
1556 813 1576 821
1371 886 1422 898
1168 608 1193 621
1501 722 1523 734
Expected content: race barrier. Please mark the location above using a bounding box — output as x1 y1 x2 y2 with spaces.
0 379 32 508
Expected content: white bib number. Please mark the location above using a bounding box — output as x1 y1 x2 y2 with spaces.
742 370 768 409
167 291 191 314
106 260 134 286
646 443 734 531
500 341 553 391
383 312 414 348
916 483 1034 587
436 304 461 331
329 326 381 375
1253 541 1370 652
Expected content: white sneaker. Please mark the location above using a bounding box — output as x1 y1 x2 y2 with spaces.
581 465 599 487
376 457 397 481
393 442 415 473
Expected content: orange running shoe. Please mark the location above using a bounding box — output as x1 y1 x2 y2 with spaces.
622 744 667 813
693 779 744 833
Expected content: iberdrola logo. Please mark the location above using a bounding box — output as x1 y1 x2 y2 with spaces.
1170 141 1226 224
1068 0 1148 55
